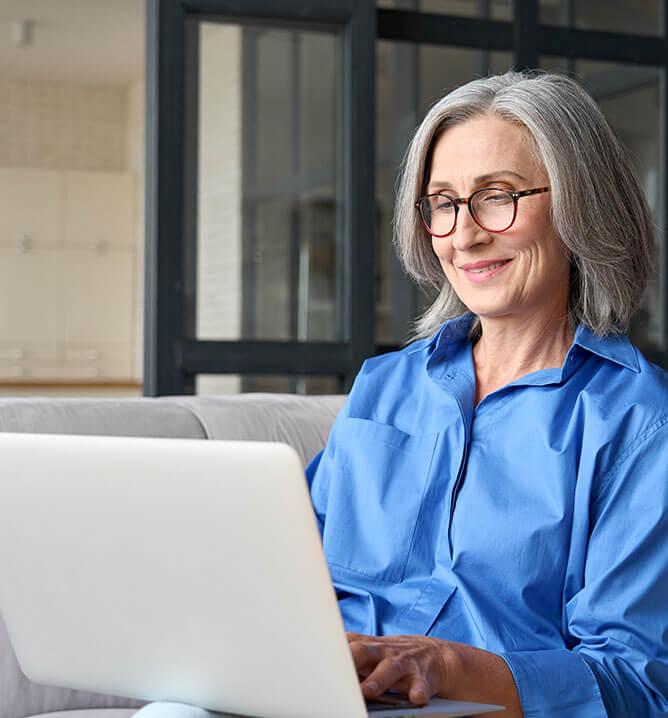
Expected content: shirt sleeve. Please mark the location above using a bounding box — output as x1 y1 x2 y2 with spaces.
304 368 359 538
304 407 347 539
304 448 325 537
500 418 668 718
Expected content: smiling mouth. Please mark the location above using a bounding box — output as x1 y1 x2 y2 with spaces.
462 259 512 274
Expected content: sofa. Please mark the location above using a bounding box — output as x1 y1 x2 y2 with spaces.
0 393 346 718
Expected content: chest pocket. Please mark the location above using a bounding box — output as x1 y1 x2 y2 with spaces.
322 418 439 584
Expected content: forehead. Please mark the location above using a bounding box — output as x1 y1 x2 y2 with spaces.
429 114 540 179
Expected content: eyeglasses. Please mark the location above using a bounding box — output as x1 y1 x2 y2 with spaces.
415 186 550 237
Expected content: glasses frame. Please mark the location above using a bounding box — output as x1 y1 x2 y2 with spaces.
414 186 550 237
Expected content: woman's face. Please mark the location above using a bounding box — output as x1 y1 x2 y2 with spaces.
426 114 570 324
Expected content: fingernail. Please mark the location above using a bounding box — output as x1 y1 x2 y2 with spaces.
365 681 379 694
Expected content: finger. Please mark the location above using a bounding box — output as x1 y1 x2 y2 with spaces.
349 640 382 673
360 654 410 700
407 677 433 706
346 631 365 643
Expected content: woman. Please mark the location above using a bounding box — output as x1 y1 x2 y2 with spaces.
138 70 668 717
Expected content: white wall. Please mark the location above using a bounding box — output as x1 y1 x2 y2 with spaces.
196 24 243 395
0 79 127 171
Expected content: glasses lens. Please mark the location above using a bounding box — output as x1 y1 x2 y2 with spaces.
470 189 514 231
421 194 456 236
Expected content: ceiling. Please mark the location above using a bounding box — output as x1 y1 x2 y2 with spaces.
0 0 144 86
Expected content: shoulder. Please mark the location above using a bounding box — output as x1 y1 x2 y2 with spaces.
361 337 431 375
342 321 457 418
575 340 668 488
344 341 430 417
359 315 470 382
602 348 668 459
581 342 668 425
573 326 667 419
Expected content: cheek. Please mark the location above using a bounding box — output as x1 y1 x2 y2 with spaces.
535 230 568 268
431 237 453 264
507 219 562 265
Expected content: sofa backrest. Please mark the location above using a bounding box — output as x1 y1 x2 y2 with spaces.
0 393 345 465
0 393 345 718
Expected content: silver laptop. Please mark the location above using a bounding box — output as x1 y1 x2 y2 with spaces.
0 432 503 718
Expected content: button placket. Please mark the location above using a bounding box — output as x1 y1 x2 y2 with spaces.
431 369 476 561
446 388 472 559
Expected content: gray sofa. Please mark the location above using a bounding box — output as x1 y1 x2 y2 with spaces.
0 393 346 718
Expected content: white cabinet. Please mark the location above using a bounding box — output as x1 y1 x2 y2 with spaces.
0 169 63 248
0 250 60 345
59 251 135 345
0 168 138 383
64 171 134 250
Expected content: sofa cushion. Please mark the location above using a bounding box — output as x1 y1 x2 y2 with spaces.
174 393 346 465
0 399 207 441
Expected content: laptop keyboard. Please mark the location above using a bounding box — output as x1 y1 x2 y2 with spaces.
366 695 427 711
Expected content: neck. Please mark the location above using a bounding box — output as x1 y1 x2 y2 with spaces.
472 308 573 404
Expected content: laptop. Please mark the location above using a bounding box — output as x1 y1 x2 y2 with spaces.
0 432 504 718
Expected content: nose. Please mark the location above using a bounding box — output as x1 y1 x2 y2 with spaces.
451 204 492 252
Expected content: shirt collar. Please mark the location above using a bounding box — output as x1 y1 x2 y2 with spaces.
406 314 475 357
408 314 639 373
572 324 639 373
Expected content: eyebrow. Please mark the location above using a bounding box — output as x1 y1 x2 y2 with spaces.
427 170 528 191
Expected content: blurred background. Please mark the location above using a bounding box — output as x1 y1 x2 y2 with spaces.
0 0 665 397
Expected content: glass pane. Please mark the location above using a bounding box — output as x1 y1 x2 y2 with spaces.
377 0 512 21
539 0 660 36
376 42 513 345
196 374 341 395
196 22 340 342
539 59 664 361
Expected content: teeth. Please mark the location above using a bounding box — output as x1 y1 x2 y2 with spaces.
468 260 508 274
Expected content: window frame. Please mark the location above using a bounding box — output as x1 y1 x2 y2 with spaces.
144 0 376 395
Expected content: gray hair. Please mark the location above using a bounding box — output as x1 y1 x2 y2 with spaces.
393 69 656 340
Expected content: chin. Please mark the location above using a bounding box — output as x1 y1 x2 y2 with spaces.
455 295 514 319
468 309 513 322
452 283 522 316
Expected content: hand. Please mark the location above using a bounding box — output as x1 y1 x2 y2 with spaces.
346 632 449 706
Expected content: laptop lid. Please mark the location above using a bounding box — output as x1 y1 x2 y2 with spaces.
0 433 503 718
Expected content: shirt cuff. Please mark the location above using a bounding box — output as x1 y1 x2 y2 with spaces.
499 648 607 718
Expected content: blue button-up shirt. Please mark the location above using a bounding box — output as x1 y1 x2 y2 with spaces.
305 314 668 717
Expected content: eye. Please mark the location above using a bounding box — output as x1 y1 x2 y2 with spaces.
434 196 455 211
480 191 512 205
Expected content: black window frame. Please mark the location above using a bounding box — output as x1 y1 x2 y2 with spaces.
144 0 376 396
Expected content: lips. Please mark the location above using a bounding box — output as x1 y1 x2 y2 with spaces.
460 259 513 272
467 260 509 274
459 258 513 283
